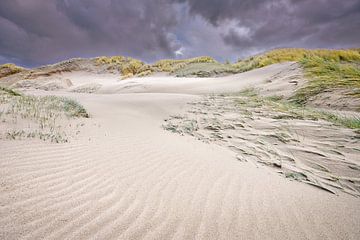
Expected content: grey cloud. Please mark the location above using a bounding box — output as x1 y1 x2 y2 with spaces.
0 0 181 66
0 0 359 67
174 0 360 53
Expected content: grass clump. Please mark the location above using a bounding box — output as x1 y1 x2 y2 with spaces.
0 86 89 142
173 62 238 77
234 48 360 70
96 56 148 79
0 86 22 96
235 89 360 129
291 57 360 104
0 63 25 78
153 56 216 73
62 98 89 118
234 48 360 105
96 55 225 79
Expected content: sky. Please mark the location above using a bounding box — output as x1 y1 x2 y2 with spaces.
0 0 359 67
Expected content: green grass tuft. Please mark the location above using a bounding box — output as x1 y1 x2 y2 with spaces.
0 86 90 142
235 90 360 129
62 98 89 118
291 57 360 104
173 62 238 77
233 48 360 105
0 63 25 78
0 86 22 96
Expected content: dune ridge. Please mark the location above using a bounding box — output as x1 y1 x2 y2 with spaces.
0 59 359 239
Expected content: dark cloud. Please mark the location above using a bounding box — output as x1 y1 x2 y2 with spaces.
0 0 180 66
174 0 360 53
0 0 359 67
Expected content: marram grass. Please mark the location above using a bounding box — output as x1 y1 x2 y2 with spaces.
0 63 25 78
0 86 89 142
234 48 360 104
236 89 360 129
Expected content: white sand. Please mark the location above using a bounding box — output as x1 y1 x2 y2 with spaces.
1 62 359 239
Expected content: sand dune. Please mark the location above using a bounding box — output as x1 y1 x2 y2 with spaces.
1 63 359 239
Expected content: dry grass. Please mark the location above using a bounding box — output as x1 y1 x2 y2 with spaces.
173 62 238 77
234 49 360 104
153 56 216 73
96 55 216 79
234 48 360 70
291 57 360 104
96 56 147 79
0 63 25 78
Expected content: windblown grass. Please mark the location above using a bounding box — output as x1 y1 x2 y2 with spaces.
234 48 360 70
153 56 216 73
96 55 217 79
234 48 360 104
236 89 360 129
173 62 238 77
0 86 22 96
291 57 360 104
96 56 148 79
0 86 89 142
0 63 25 78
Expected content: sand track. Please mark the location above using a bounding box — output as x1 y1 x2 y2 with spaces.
1 64 360 239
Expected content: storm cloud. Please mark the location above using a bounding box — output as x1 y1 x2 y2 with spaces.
0 0 359 67
175 0 360 51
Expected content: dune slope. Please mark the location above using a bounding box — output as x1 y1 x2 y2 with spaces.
0 63 359 240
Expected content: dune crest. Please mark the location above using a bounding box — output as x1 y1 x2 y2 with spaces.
1 51 359 239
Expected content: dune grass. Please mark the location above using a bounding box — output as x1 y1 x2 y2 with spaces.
173 62 238 77
291 56 360 104
96 55 217 79
0 63 25 78
96 56 148 79
234 48 360 70
0 86 89 142
235 89 360 129
234 48 360 104
0 86 22 96
153 56 216 73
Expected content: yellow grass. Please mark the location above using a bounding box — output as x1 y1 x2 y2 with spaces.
234 48 360 71
0 63 25 78
153 56 216 72
234 48 360 104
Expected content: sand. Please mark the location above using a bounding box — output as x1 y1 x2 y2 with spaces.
1 62 359 239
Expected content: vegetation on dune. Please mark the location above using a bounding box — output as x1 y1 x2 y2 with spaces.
153 56 216 73
0 63 25 78
234 48 360 105
234 48 360 70
0 86 22 96
292 56 360 104
96 56 147 79
235 89 360 129
0 88 89 119
173 62 238 77
4 48 354 109
96 55 217 79
0 86 89 142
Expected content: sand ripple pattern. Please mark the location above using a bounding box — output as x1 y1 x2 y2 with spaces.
1 94 360 240
164 95 360 197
